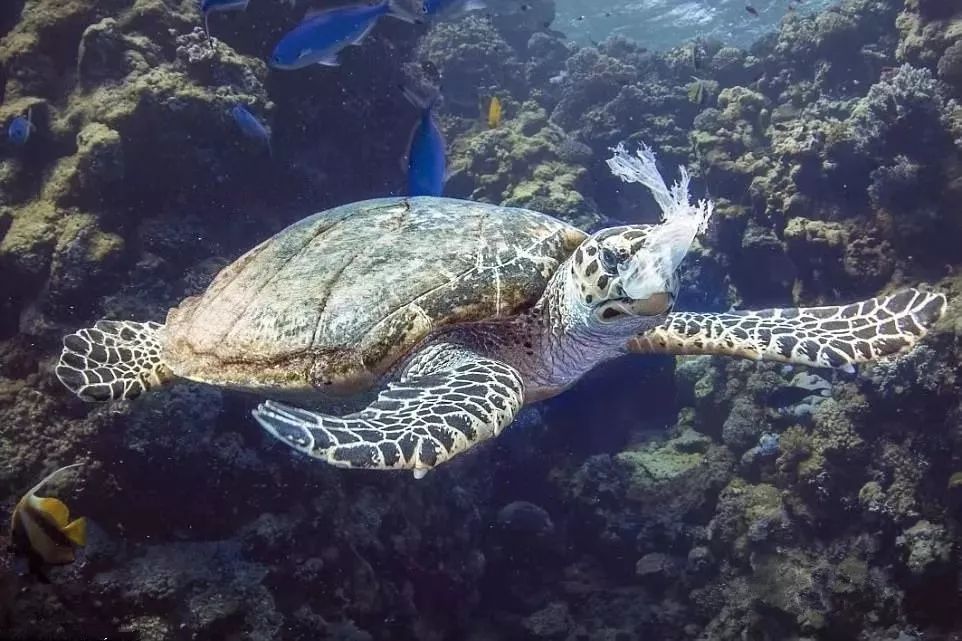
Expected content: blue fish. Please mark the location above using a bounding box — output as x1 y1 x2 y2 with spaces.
230 104 271 155
8 110 35 146
270 0 420 70
200 0 250 44
420 0 486 18
403 87 445 197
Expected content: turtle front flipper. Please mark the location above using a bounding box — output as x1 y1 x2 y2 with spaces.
252 343 525 477
627 288 947 371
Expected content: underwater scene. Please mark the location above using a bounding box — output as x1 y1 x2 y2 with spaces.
1 0 961 639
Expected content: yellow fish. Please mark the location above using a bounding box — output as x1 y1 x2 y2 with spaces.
487 96 502 129
9 463 87 575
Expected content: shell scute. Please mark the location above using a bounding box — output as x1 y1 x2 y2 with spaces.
163 197 585 396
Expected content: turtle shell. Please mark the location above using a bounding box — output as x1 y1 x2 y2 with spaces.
162 197 586 398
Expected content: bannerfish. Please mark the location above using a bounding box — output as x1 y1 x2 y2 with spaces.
403 85 446 197
487 96 502 129
270 0 420 70
200 0 250 45
8 109 35 146
231 104 271 155
420 0 486 19
9 463 87 580
690 42 701 70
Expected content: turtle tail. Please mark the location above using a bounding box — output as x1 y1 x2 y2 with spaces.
56 320 173 402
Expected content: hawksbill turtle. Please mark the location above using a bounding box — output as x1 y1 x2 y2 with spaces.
55 145 946 478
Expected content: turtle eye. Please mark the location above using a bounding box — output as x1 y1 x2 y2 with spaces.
599 247 619 274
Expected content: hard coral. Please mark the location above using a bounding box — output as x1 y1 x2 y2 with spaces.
416 15 522 117
937 39 962 91
847 64 946 155
447 102 600 228
709 479 792 559
896 520 953 576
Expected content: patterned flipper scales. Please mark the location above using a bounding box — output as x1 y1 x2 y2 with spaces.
627 288 947 370
252 343 525 477
56 321 172 401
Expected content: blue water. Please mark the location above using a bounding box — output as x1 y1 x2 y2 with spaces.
556 0 835 48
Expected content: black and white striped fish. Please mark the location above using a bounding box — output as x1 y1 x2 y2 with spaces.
8 463 87 581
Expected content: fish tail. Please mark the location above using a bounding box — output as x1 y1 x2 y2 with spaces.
450 0 486 16
386 0 424 24
56 320 174 402
401 83 441 113
62 517 87 547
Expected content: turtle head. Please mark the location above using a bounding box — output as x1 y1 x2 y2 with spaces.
562 224 690 331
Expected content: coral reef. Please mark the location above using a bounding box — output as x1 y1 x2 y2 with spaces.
2 0 962 639
446 102 601 229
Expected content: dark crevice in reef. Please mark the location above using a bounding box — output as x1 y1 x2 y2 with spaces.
0 1 23 42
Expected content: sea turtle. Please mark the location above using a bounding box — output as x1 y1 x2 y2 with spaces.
55 145 946 478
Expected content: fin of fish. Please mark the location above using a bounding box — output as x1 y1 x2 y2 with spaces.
24 463 83 499
442 0 487 19
316 53 341 66
62 517 87 547
350 19 377 46
302 7 329 20
387 0 424 24
35 497 70 527
401 83 441 111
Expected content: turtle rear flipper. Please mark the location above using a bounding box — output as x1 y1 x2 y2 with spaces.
56 320 173 402
253 343 525 477
628 288 947 370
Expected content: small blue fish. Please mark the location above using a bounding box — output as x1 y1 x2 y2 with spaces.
230 104 271 155
420 0 486 18
8 110 35 146
403 86 445 197
270 0 420 70
200 0 250 44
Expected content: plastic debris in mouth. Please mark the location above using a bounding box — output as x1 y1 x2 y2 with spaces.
605 142 713 301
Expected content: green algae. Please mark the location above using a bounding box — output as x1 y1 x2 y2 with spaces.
615 428 733 512
0 201 61 279
448 102 600 228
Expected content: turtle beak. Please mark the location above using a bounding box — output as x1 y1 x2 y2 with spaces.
595 291 674 322
621 291 675 315
594 253 679 323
